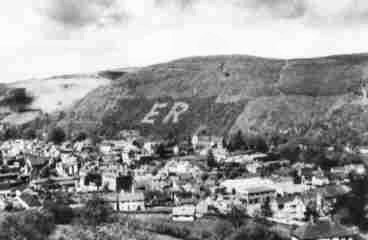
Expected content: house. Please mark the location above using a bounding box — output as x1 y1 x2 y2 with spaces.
223 152 268 164
0 196 7 211
56 154 79 177
172 204 196 222
25 154 49 170
16 191 42 210
220 177 277 215
104 191 145 212
118 191 145 211
331 164 366 176
318 185 351 214
272 195 306 223
272 176 310 196
292 218 356 240
221 177 276 205
102 170 133 192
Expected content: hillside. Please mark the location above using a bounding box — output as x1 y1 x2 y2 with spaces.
0 69 136 126
9 74 112 113
58 54 368 142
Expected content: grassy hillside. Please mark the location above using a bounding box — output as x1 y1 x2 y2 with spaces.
58 54 368 141
9 74 112 113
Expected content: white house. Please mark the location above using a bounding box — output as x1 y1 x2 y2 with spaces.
220 177 277 215
16 191 42 210
272 195 306 223
172 204 196 222
104 192 145 212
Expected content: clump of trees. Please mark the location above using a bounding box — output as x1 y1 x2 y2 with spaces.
226 130 268 153
333 170 368 230
78 195 114 227
43 192 75 224
47 126 66 144
228 222 285 240
0 210 55 240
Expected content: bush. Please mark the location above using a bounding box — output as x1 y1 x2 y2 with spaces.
47 127 66 144
79 195 114 226
212 220 234 240
44 200 75 224
23 127 37 139
0 210 55 240
73 131 87 142
228 222 285 240
2 126 19 140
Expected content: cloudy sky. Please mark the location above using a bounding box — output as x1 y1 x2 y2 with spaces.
1 0 368 82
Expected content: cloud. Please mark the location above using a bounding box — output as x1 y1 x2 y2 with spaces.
155 0 197 10
152 0 368 24
3 0 368 83
38 0 128 28
35 0 368 30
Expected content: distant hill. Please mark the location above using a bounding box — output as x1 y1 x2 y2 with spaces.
0 69 134 126
3 54 368 144
57 54 368 143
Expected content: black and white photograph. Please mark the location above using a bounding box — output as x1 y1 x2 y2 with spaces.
0 1 367 239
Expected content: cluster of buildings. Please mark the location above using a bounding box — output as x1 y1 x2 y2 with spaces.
0 131 365 240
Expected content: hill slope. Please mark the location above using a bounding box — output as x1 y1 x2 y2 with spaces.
0 68 137 126
59 54 368 142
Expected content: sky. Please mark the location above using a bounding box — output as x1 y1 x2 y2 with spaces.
1 0 368 82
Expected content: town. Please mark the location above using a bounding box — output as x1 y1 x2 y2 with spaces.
0 125 366 240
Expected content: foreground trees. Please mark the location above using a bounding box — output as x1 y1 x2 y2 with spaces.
226 130 268 153
0 210 55 240
79 195 114 227
47 127 66 144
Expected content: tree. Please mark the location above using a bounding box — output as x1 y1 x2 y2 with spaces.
0 210 55 240
227 130 246 152
23 127 37 140
207 149 217 168
44 201 74 224
228 222 284 240
213 220 234 240
304 201 319 222
73 131 87 142
79 195 114 227
47 127 66 144
226 205 247 229
292 170 302 184
156 143 167 158
248 135 269 153
2 126 19 140
346 170 368 229
43 193 75 224
261 198 273 218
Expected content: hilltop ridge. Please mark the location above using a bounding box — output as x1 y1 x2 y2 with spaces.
56 53 368 142
1 53 368 144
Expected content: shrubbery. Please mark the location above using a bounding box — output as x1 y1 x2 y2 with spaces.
47 127 66 144
78 195 114 226
44 200 75 224
0 210 55 240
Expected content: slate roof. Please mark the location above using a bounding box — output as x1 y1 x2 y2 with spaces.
320 185 351 199
26 154 49 167
276 194 298 205
246 186 276 194
19 192 42 208
104 192 145 202
293 219 354 240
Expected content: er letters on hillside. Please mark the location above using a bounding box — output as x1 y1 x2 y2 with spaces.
141 102 189 124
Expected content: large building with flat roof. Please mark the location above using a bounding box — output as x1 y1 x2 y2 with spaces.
220 177 276 205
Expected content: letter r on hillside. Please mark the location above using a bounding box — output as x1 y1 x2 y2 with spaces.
163 102 189 124
141 102 168 124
